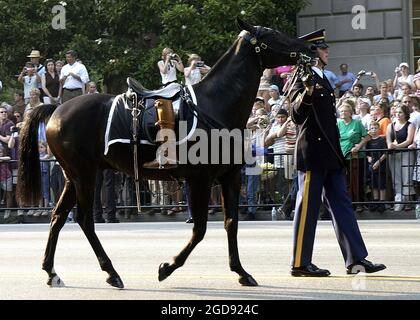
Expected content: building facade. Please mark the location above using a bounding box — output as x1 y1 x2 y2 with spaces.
297 0 418 83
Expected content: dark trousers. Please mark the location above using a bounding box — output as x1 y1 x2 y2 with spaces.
94 169 116 220
50 163 65 204
345 158 366 203
292 169 368 268
62 88 83 103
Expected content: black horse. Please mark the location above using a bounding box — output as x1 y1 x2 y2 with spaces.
17 18 316 289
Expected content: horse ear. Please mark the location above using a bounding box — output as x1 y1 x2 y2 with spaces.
236 17 256 33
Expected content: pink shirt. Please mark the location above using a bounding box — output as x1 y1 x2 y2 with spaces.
274 65 293 75
274 66 293 85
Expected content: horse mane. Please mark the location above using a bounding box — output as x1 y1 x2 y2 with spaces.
191 36 261 129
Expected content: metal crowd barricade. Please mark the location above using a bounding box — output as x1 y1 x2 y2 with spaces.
2 148 420 221
346 147 420 207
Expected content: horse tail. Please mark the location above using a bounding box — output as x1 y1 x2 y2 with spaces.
17 104 58 206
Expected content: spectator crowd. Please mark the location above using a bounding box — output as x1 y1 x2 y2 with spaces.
0 48 213 223
245 59 420 220
2 47 420 223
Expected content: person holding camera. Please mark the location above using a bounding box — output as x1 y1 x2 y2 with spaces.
354 70 380 95
184 53 210 86
157 47 184 87
393 62 413 99
27 50 45 90
18 62 38 104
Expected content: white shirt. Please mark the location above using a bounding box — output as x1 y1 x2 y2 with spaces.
312 66 324 78
23 75 38 99
184 67 201 85
60 61 90 89
409 110 420 129
158 60 177 85
35 64 45 89
269 121 286 169
0 80 2 91
373 93 394 103
395 74 414 98
353 113 371 130
268 97 282 107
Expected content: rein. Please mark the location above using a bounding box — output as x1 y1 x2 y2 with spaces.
257 54 314 138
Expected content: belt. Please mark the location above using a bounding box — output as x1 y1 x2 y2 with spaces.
64 88 82 92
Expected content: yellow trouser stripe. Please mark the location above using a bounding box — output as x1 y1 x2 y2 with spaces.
294 171 311 267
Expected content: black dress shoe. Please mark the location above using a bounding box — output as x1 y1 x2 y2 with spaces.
347 259 386 274
291 263 331 277
185 218 194 223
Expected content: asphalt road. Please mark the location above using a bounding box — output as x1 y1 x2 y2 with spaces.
1 220 420 300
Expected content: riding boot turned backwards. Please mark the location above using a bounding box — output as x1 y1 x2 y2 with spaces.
143 99 177 169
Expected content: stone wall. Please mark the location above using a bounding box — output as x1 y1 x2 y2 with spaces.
297 0 409 85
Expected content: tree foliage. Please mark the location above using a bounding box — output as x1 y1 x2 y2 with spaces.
0 0 308 98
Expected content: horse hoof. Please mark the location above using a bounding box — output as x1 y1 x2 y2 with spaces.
158 263 170 282
48 275 65 287
106 275 124 289
239 274 258 286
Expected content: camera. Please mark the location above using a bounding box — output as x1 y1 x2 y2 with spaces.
196 61 205 67
395 67 401 73
358 70 373 77
169 53 177 60
10 126 20 133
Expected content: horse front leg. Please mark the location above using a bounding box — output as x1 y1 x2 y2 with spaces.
220 169 258 286
158 179 211 282
42 178 76 287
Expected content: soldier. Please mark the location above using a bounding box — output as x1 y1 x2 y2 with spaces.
289 29 386 277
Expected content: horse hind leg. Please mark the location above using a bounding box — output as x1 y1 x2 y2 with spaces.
159 180 210 282
74 173 124 289
42 178 76 287
220 170 258 286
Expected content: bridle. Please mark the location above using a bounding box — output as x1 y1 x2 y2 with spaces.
240 27 315 136
238 28 312 71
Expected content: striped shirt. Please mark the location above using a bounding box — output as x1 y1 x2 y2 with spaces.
285 122 297 154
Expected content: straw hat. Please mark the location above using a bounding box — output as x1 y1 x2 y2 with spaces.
27 50 41 58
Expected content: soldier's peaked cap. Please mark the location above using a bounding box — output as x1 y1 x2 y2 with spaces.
299 29 328 49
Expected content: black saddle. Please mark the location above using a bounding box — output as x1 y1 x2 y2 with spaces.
127 77 181 100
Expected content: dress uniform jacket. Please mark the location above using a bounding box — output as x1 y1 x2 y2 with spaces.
291 69 345 172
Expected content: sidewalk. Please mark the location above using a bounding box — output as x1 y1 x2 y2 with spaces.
0 207 416 224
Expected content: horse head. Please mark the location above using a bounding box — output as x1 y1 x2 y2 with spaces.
236 17 318 69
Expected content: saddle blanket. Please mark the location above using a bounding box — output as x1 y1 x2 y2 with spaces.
104 85 198 155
